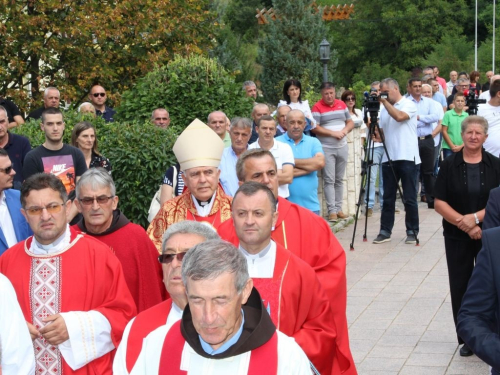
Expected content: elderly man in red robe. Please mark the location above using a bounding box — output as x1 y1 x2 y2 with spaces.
0 173 136 374
218 148 356 374
148 119 232 252
113 221 220 374
73 168 164 313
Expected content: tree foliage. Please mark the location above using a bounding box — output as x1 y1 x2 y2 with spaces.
116 55 255 128
0 0 216 112
258 0 327 103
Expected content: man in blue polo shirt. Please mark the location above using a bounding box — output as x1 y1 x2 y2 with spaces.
277 110 325 214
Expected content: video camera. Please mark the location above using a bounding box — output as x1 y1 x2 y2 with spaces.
464 88 486 115
362 88 388 123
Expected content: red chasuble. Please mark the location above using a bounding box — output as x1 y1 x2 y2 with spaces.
218 197 355 375
158 321 278 375
125 299 173 372
72 222 165 313
0 229 137 375
147 185 232 252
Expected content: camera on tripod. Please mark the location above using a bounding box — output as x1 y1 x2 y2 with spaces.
362 88 388 114
464 88 486 115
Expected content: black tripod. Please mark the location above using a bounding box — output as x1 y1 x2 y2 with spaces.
349 109 420 250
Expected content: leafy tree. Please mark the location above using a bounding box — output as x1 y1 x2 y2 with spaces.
257 0 327 103
0 0 216 112
117 55 255 128
423 33 475 77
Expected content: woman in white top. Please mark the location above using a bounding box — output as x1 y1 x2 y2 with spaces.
341 90 363 127
278 79 316 130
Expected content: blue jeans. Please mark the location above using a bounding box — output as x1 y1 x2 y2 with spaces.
442 148 454 160
380 160 419 237
365 146 384 209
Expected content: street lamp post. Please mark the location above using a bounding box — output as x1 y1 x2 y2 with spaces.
319 39 330 83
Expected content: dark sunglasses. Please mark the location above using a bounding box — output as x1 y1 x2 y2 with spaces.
346 97 355 101
78 195 114 205
158 252 187 264
93 93 106 97
0 165 13 174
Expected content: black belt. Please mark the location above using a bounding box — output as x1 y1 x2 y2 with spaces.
418 134 432 140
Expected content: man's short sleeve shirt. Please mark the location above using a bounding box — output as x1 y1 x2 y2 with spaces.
379 97 420 164
276 133 323 212
479 103 500 157
312 99 351 149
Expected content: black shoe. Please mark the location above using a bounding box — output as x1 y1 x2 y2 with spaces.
421 195 427 203
405 235 417 244
373 234 391 244
460 344 473 357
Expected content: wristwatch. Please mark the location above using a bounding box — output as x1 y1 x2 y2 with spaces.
474 213 480 225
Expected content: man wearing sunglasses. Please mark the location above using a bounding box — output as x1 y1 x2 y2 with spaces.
0 172 136 374
73 168 164 313
0 148 32 255
89 84 116 123
114 221 219 374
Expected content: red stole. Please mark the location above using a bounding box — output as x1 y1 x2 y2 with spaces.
158 321 278 375
251 249 291 329
126 299 173 372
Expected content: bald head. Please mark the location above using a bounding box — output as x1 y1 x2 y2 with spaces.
207 111 227 139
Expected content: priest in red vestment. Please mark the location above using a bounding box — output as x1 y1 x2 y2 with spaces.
148 119 232 252
113 221 220 374
72 168 165 313
228 181 350 375
0 173 136 375
217 149 356 374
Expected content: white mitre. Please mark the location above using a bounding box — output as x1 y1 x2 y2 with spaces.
173 119 225 171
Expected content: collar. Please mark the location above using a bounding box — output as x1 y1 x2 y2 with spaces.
192 191 216 216
452 148 492 167
199 310 245 355
31 224 71 255
239 240 273 259
282 132 302 144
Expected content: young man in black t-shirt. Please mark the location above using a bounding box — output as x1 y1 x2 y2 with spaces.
23 108 87 220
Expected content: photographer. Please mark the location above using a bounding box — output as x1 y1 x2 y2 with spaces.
372 78 420 244
478 79 500 158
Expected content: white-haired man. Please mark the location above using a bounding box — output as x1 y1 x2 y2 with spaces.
27 87 60 121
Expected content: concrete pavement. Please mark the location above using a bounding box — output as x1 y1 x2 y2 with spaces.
334 203 491 374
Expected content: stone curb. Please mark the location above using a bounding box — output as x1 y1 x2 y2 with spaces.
328 215 355 233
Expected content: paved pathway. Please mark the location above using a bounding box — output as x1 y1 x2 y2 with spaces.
335 203 490 374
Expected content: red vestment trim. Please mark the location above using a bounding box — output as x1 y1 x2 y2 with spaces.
126 299 173 372
158 321 278 375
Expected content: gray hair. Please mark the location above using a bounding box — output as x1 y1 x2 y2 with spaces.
76 168 116 198
181 239 249 294
243 81 256 89
78 102 94 112
151 108 169 119
461 115 489 134
457 77 470 85
370 81 380 88
207 110 226 123
230 117 252 131
0 105 7 118
44 87 60 98
380 78 399 90
161 221 220 255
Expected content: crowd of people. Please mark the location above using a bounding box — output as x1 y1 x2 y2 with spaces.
1 65 500 374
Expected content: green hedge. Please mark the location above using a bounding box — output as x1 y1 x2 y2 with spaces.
13 111 177 228
116 54 255 128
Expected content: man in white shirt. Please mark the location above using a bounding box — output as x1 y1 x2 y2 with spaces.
447 71 458 96
479 79 500 157
249 116 294 198
114 221 220 374
372 78 420 245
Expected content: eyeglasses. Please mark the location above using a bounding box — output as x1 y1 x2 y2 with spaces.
92 93 106 97
0 165 13 174
458 85 470 88
158 252 187 264
78 195 114 206
155 117 169 121
346 97 355 101
24 203 65 216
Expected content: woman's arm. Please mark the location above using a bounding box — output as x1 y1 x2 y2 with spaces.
441 125 454 149
435 198 463 225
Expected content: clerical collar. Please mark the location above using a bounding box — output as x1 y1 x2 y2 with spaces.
192 191 216 217
199 310 245 355
171 301 183 315
239 241 273 259
31 224 71 255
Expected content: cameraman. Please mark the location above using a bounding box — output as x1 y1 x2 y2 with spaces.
372 78 420 244
479 79 500 157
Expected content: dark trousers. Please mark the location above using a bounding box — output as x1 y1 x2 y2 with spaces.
380 160 419 237
417 136 436 206
444 236 482 344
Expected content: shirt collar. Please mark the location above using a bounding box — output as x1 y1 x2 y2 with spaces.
239 240 273 259
199 309 245 355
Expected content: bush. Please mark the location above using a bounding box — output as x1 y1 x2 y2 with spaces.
116 54 255 128
12 110 178 229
